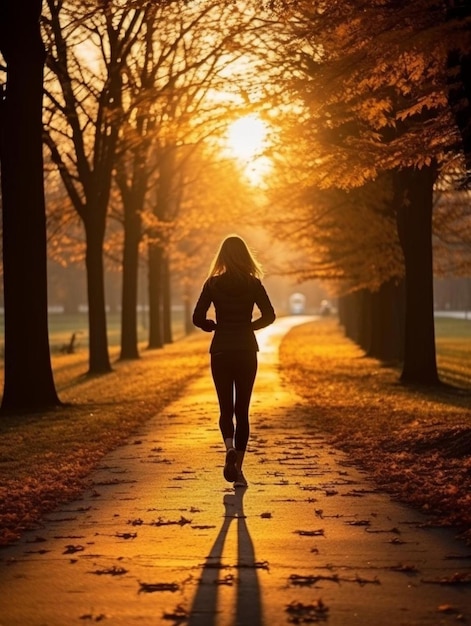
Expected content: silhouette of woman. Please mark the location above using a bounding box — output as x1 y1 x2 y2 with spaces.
192 235 276 488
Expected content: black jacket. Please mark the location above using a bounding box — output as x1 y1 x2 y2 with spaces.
192 273 276 352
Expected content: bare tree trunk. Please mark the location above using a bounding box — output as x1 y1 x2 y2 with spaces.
183 287 193 335
116 109 150 360
367 279 405 363
340 282 405 364
395 165 439 385
0 0 60 411
339 292 362 344
120 210 141 360
162 253 173 344
84 216 111 373
357 289 372 353
147 244 163 349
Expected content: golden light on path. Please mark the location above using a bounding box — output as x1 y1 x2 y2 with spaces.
225 114 272 185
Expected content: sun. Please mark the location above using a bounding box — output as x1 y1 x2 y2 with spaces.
226 115 267 159
225 115 272 185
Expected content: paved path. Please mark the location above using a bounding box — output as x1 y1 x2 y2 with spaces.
1 317 471 626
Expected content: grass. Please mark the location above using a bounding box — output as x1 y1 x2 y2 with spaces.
279 316 471 543
435 317 471 388
0 311 187 353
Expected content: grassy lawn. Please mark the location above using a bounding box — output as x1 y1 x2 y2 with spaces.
279 316 471 543
0 311 187 354
435 316 471 388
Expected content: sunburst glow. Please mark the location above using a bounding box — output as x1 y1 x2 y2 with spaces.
226 115 267 159
225 115 271 185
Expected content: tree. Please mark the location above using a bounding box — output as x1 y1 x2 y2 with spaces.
446 0 471 186
113 7 155 360
168 144 263 330
393 164 439 383
269 0 466 384
113 0 270 352
266 163 406 361
0 0 61 411
42 0 153 374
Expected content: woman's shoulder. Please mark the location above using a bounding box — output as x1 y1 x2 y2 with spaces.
207 273 261 294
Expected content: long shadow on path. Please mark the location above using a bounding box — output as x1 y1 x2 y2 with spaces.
188 488 262 626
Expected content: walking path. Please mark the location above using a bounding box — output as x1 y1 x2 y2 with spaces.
1 317 471 626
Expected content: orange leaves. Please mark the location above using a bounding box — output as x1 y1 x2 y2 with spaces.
396 92 449 123
279 318 471 540
354 97 393 130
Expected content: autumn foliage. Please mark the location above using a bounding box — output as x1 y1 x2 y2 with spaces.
280 318 471 543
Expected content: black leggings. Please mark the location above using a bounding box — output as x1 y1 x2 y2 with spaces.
210 350 258 452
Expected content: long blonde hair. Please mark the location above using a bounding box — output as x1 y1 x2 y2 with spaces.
208 235 263 280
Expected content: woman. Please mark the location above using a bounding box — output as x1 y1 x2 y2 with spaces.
192 235 276 488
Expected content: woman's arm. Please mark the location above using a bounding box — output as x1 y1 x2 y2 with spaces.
192 281 217 332
251 281 276 331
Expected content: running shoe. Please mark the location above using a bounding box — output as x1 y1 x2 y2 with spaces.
234 472 248 488
223 448 238 482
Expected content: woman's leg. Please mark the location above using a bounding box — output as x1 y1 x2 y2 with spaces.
210 353 235 444
233 351 258 462
211 353 240 482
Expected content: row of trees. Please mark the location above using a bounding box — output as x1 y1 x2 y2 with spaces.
42 0 268 370
1 0 269 411
266 0 471 385
0 0 470 411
